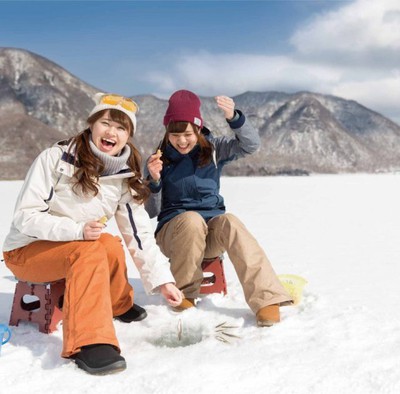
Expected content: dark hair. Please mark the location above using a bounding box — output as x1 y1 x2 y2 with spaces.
160 121 213 167
68 109 150 203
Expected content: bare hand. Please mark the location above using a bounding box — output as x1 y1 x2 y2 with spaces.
147 150 163 182
160 283 183 307
83 221 105 241
215 95 235 120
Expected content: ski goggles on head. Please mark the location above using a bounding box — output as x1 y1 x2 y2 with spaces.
99 94 139 114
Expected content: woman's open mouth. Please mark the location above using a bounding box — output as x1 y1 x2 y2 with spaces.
101 138 116 151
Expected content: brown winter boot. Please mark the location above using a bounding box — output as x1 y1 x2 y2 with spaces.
256 304 280 327
172 298 196 312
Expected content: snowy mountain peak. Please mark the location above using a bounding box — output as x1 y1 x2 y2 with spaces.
1 47 400 179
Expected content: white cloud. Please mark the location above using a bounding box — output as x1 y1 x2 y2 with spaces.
333 73 400 122
143 0 400 124
147 52 341 97
291 0 400 67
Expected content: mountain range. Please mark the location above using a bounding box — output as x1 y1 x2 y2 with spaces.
1 47 400 180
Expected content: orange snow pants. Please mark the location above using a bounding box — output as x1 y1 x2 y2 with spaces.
3 233 134 358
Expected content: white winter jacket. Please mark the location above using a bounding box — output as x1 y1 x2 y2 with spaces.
2 141 175 294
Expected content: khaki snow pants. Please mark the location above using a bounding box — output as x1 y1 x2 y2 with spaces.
156 212 292 313
3 233 133 358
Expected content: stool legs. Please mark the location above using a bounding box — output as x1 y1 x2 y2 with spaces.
200 257 227 295
9 280 65 334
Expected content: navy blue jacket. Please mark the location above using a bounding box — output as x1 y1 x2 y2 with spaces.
145 111 260 234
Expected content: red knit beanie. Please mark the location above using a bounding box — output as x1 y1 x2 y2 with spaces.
163 90 203 127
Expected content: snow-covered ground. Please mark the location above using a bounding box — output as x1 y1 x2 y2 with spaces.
1 175 400 393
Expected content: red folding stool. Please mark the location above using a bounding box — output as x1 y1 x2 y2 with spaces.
200 256 227 295
9 279 65 334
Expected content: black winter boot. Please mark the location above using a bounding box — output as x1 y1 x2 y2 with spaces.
115 304 147 323
73 344 126 375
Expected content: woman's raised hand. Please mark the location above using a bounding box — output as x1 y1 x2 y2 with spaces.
215 95 235 120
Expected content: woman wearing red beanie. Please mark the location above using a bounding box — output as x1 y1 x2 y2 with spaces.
146 89 292 326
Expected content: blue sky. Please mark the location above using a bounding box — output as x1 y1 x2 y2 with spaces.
1 0 400 123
